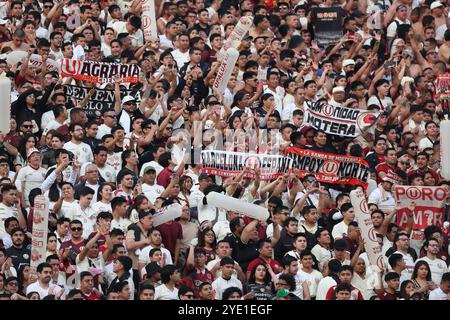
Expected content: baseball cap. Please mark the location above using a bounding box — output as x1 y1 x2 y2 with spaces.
397 4 408 10
0 19 7 25
430 1 443 9
342 59 355 68
382 176 396 184
144 166 156 174
332 86 345 94
111 125 125 134
122 95 136 105
198 173 213 181
145 262 162 276
276 289 290 298
26 148 40 159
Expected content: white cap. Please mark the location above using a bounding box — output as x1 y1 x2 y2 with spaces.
122 95 136 104
430 1 443 9
332 86 345 93
342 59 355 68
26 147 40 158
0 19 7 25
401 77 414 87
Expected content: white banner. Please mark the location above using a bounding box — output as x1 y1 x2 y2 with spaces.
29 54 60 72
152 203 182 226
350 189 386 273
206 192 269 221
30 195 49 274
213 48 239 95
142 0 158 42
0 76 11 134
218 16 253 60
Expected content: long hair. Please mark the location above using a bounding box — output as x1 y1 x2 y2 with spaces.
197 227 216 249
248 263 271 285
45 167 62 202
179 175 192 194
18 133 38 161
411 260 432 282
125 194 148 219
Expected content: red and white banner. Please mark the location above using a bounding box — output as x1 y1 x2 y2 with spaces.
141 0 158 42
29 54 60 72
393 185 446 231
285 147 370 187
59 58 141 83
350 190 386 273
218 16 253 60
213 47 239 95
305 100 379 137
200 150 292 181
30 195 49 274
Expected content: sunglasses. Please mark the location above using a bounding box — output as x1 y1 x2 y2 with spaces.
106 115 116 119
22 125 33 128
408 146 418 150
71 227 82 232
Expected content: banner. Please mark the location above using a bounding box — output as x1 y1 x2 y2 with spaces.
29 54 60 72
213 48 239 95
206 192 269 221
393 185 446 231
30 195 49 274
152 203 182 226
200 150 292 181
350 189 386 273
311 7 344 47
305 100 379 137
64 84 142 116
0 76 11 134
142 0 158 42
441 118 450 180
285 147 369 187
59 58 141 83
218 16 253 60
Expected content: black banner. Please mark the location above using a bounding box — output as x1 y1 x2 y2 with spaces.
63 85 142 117
311 7 344 47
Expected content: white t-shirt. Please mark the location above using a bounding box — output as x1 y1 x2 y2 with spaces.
429 287 448 300
26 281 63 299
367 95 393 111
138 245 173 265
282 102 302 122
14 165 47 207
171 49 190 69
75 253 105 274
311 244 332 270
316 276 337 300
211 276 243 300
91 201 112 215
154 283 178 300
63 141 94 165
386 18 411 38
368 188 396 213
332 221 349 240
65 204 97 238
141 183 165 204
393 250 415 280
96 124 112 140
297 269 323 298
98 164 117 183
59 200 78 219
213 220 230 241
416 256 447 285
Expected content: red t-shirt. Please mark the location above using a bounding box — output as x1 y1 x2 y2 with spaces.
375 162 402 184
182 267 215 298
156 221 183 258
246 257 282 275
157 167 174 188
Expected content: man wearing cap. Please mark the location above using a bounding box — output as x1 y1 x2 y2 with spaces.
113 77 143 134
14 147 46 208
368 176 396 212
341 59 355 76
329 86 346 107
386 4 411 45
141 166 165 204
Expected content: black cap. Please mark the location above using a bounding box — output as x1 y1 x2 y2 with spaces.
198 173 213 181
139 209 153 220
220 257 235 266
111 125 125 134
145 262 162 276
116 255 133 271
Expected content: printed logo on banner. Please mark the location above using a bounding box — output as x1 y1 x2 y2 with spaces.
406 187 421 200
368 227 378 242
61 59 82 76
360 198 369 213
377 255 386 270
142 15 151 28
319 160 339 175
244 155 261 171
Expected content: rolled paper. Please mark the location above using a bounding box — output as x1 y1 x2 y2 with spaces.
152 203 183 226
142 0 158 42
440 115 450 180
206 192 269 221
217 16 253 60
0 76 11 134
350 189 386 273
213 47 239 95
30 195 50 274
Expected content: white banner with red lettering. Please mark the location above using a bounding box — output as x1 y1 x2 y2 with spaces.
393 185 446 231
30 195 49 274
350 189 386 272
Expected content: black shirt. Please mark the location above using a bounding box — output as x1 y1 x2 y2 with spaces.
5 245 31 270
274 229 296 262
